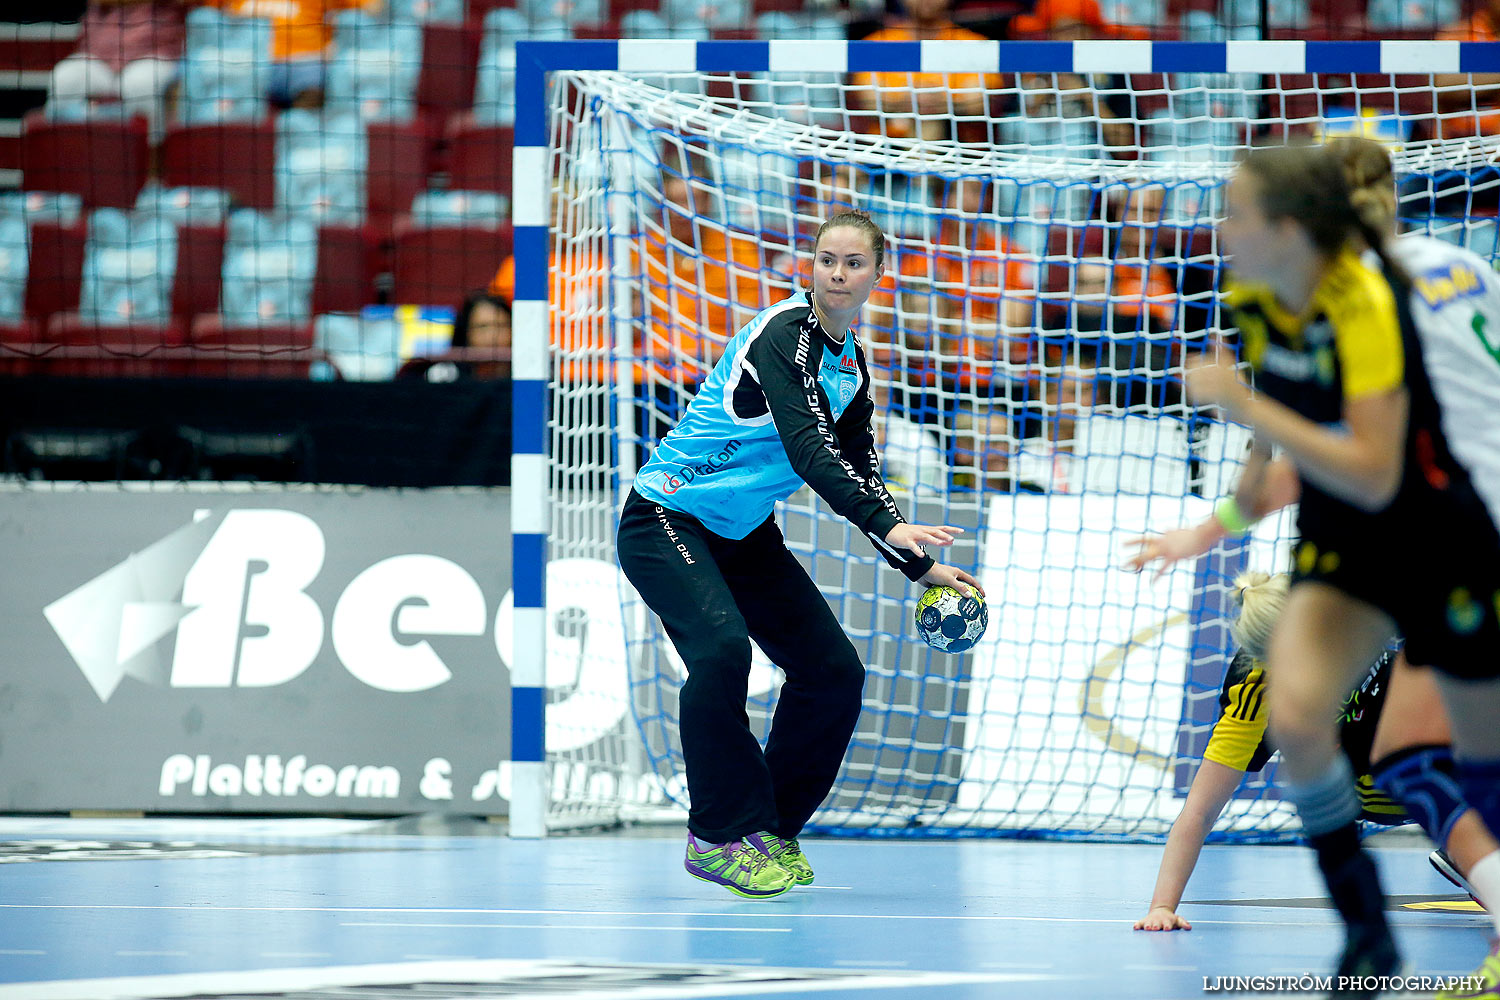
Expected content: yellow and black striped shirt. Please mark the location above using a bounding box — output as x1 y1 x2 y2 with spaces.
1202 649 1404 824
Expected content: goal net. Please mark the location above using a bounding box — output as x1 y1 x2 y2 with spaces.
532 53 1500 840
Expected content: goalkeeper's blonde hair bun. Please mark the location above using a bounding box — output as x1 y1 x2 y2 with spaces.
1229 570 1290 660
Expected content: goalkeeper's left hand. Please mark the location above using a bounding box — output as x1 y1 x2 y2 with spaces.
918 563 984 600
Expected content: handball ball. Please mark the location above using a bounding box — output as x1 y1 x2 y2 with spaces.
915 585 988 652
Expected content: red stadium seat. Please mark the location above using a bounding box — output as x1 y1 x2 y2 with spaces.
446 115 514 197
21 112 150 209
417 22 481 116
190 315 314 348
188 315 319 377
391 221 513 307
172 224 227 322
0 318 38 346
161 120 278 211
46 313 187 349
24 221 87 325
368 119 432 236
312 225 377 315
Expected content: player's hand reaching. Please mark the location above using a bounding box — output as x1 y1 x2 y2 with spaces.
1134 906 1191 931
1123 521 1222 581
1184 351 1252 421
885 521 962 554
918 563 984 599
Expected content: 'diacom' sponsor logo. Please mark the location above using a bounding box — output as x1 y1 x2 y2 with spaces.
661 440 741 494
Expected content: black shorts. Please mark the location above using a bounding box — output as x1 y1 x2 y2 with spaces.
1292 492 1500 680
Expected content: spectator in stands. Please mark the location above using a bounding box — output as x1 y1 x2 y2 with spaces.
397 292 512 382
847 0 1003 142
48 0 187 139
1435 0 1500 139
646 171 771 381
1009 0 1146 157
209 0 383 108
1046 184 1180 458
937 178 1045 491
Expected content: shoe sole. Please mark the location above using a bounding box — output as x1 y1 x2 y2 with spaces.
684 861 793 899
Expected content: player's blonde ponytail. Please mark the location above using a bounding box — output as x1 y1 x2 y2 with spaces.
1229 571 1290 660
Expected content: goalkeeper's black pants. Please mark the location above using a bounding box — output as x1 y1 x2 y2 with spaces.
616 488 866 844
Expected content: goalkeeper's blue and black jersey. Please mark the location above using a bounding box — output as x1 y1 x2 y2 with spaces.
634 289 934 582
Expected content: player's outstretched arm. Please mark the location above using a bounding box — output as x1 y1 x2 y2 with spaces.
1134 758 1245 932
1124 458 1302 580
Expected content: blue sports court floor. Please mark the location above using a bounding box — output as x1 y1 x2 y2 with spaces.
0 816 1487 1000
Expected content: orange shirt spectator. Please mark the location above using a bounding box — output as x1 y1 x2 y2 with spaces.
849 0 1001 141
1435 0 1500 138
210 0 376 62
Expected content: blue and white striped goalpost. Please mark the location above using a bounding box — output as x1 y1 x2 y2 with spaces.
506 39 1500 839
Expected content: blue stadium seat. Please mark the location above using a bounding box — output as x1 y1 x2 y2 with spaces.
178 8 272 124
314 311 404 381
327 12 423 121
43 101 137 122
1366 0 1459 28
1221 0 1308 28
1100 0 1163 27
753 11 843 37
275 109 369 226
134 185 233 228
0 213 27 323
518 0 605 26
78 209 178 325
662 0 749 28
1177 9 1257 40
388 0 466 23
474 17 573 124
0 191 83 227
410 190 510 227
623 9 709 36
219 210 320 327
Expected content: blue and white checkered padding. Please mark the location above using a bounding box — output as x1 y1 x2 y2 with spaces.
511 38 1500 145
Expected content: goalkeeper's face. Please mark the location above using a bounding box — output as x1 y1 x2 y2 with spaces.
812 226 885 316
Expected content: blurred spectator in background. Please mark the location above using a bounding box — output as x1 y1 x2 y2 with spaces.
1435 0 1500 138
48 0 187 138
1010 0 1146 156
397 292 512 381
209 0 383 108
937 178 1042 491
848 0 1002 142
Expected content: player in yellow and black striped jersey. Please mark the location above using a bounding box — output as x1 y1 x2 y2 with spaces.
1133 570 1487 934
1181 142 1500 991
1207 649 1403 826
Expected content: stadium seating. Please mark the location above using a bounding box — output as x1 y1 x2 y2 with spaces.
177 7 273 124
411 190 510 228
78 209 178 327
391 220 513 307
219 210 320 327
446 118 514 196
276 109 368 227
21 113 150 210
1365 0 1459 27
416 22 481 115
161 120 279 210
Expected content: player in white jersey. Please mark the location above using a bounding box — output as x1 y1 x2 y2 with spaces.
1382 233 1500 524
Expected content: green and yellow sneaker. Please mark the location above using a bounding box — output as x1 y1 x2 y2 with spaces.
684 833 795 899
1438 938 1500 999
746 832 814 885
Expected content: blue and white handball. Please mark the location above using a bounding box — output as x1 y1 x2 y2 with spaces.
914 585 988 652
